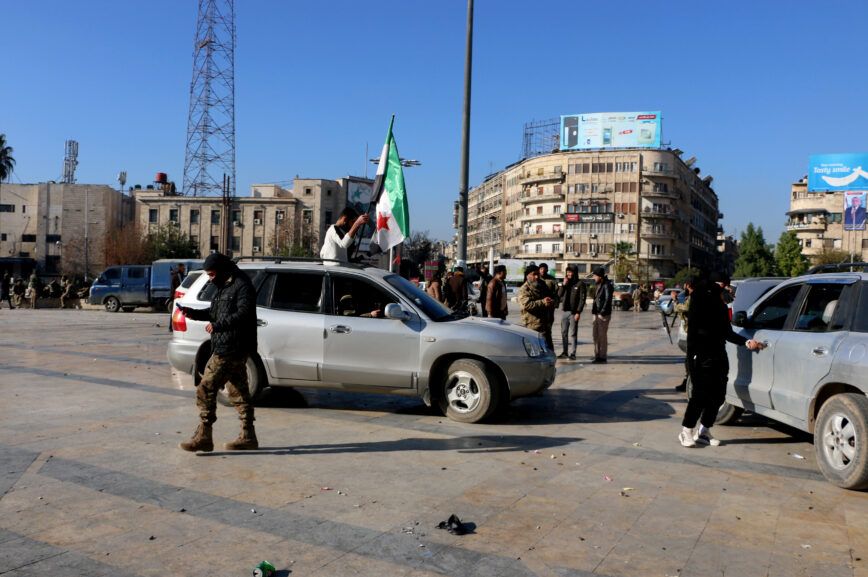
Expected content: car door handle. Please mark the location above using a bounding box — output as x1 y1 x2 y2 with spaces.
812 347 828 356
329 325 351 334
256 319 268 327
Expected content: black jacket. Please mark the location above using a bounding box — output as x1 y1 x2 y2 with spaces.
185 268 258 356
686 283 746 358
592 278 613 316
559 280 587 314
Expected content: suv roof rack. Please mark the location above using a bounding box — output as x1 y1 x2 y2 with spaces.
232 256 371 270
807 262 868 274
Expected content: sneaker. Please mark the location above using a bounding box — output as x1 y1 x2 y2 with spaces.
674 382 687 392
591 357 607 364
694 427 721 446
568 354 576 361
557 352 569 359
679 428 696 447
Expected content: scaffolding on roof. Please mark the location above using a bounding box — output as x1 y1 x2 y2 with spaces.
520 118 560 160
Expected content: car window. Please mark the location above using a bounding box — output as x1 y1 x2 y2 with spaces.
385 274 452 320
180 270 202 289
127 268 146 279
330 275 396 318
852 282 868 333
196 269 263 303
751 284 803 330
793 284 845 332
268 272 323 313
104 268 121 280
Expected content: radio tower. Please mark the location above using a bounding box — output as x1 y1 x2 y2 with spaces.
183 0 236 197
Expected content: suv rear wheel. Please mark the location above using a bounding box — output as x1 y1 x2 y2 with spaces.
193 349 267 407
440 359 500 424
814 394 868 490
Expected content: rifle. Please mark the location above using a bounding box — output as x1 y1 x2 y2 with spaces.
660 307 674 344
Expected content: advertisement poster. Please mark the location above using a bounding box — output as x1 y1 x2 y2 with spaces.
808 153 868 192
560 111 661 151
844 191 867 231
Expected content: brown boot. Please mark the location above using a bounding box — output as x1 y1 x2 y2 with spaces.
224 423 258 450
179 423 213 452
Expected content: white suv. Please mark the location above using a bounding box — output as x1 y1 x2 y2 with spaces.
168 259 556 423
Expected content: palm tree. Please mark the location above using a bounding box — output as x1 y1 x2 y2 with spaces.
0 134 14 182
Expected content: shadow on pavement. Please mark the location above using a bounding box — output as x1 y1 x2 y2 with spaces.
198 434 581 456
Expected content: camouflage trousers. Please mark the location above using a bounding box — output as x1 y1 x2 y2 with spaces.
197 353 254 426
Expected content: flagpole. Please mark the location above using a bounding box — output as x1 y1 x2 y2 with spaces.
389 247 394 273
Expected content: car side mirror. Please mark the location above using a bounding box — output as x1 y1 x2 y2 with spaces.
384 303 410 321
733 310 749 327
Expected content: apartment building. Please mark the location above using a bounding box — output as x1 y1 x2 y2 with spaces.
787 177 868 261
0 183 133 276
133 176 371 259
467 148 721 278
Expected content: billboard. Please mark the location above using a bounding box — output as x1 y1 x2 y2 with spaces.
844 191 867 231
564 213 614 223
498 258 556 283
560 111 661 151
808 153 868 192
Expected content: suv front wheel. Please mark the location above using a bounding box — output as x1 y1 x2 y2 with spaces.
815 393 868 490
440 359 501 424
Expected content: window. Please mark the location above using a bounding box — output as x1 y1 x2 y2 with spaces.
536 206 543 215
210 235 219 251
211 210 221 225
752 284 803 330
253 236 262 250
191 235 199 245
127 268 146 279
0 204 14 212
553 184 562 195
21 234 36 243
22 205 26 213
650 244 664 256
552 243 561 253
304 187 313 196
537 186 544 196
276 210 285 222
330 275 395 317
231 236 241 251
0 234 5 241
254 210 264 221
265 272 324 312
169 208 179 222
149 209 158 223
576 263 587 273
793 284 845 332
554 205 561 214
46 234 61 243
853 282 868 333
232 210 241 223
325 210 333 224
302 209 313 224
104 268 121 280
190 209 200 224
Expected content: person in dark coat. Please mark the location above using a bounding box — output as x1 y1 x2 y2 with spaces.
177 252 260 452
557 264 587 360
1 271 13 309
444 266 469 312
679 274 765 447
590 266 613 363
485 264 508 320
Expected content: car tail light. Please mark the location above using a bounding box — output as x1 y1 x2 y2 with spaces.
172 307 187 332
728 307 733 322
174 290 184 299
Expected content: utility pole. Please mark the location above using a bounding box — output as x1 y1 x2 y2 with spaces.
456 0 473 265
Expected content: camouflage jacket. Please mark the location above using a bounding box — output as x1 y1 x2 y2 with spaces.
519 280 551 332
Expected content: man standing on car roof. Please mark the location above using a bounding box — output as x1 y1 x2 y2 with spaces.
176 252 260 452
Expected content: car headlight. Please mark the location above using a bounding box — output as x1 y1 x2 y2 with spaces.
523 336 548 357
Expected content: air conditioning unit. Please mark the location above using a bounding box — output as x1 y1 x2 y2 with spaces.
253 218 262 225
590 234 598 239
169 220 178 226
566 234 573 239
233 220 242 227
817 234 824 239
590 252 598 257
252 245 261 253
617 213 625 219
573 252 581 256
276 213 285 221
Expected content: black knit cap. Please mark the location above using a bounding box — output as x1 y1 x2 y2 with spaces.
203 252 233 272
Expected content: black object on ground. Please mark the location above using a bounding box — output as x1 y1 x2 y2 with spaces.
437 514 472 535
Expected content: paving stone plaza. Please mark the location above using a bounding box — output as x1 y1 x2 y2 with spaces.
1 309 866 576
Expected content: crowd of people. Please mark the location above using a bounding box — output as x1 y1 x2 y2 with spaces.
0 270 85 310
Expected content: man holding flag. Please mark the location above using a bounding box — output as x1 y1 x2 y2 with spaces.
368 116 410 265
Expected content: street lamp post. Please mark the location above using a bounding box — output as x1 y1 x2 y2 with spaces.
456 0 474 266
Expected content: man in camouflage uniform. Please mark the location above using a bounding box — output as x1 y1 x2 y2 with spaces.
519 265 554 350
27 272 41 309
177 252 259 452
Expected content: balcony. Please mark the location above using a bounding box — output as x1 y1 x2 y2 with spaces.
521 212 564 222
786 219 827 232
641 168 677 178
521 230 564 240
641 187 680 200
515 251 563 260
520 193 565 204
640 208 676 220
520 172 565 186
640 227 676 239
645 253 677 260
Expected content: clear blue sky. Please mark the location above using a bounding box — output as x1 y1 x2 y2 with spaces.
3 1 867 245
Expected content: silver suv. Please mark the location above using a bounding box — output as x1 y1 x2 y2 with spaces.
717 273 868 490
167 259 556 423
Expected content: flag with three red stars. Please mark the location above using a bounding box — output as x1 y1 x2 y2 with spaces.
370 116 409 252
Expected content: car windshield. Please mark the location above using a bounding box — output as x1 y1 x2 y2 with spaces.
384 274 453 321
180 270 203 289
614 283 633 292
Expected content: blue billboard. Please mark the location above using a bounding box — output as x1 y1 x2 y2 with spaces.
560 111 661 151
808 153 868 192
